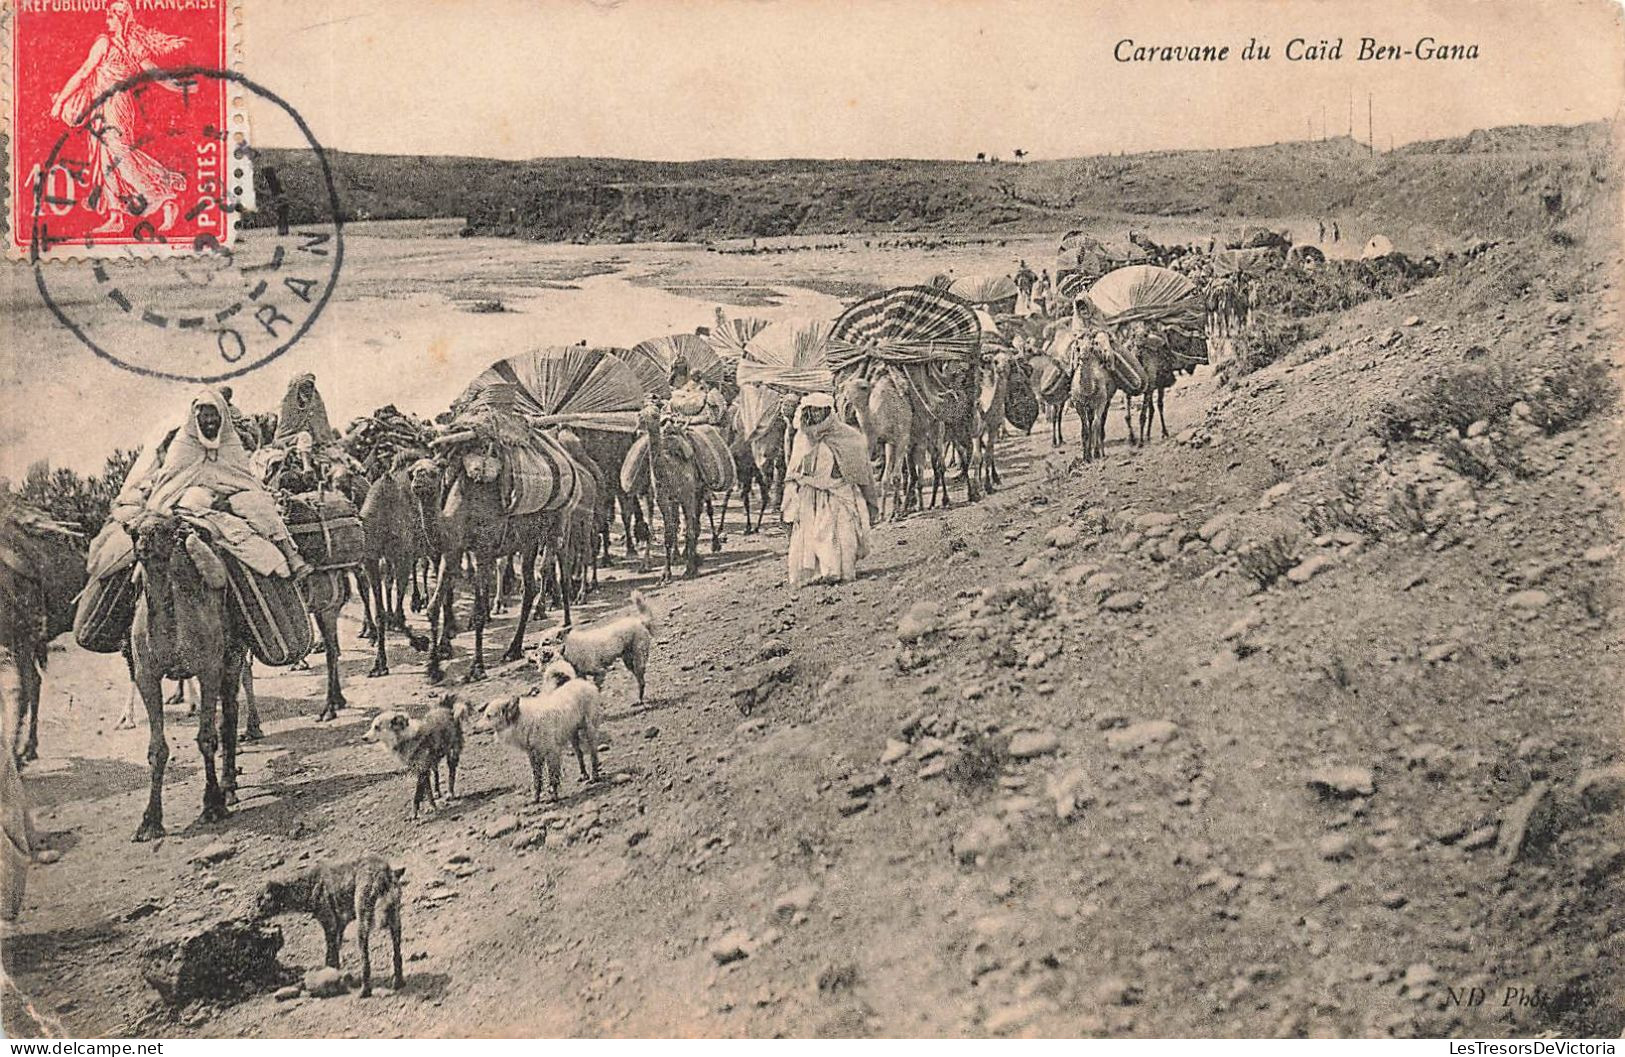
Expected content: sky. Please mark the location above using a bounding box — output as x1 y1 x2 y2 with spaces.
239 0 1625 161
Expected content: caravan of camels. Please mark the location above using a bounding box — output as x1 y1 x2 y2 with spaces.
2 230 1263 846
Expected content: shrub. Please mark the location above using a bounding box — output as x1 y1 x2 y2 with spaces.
1435 435 1498 484
947 732 1008 794
1386 482 1437 536
1525 352 1617 435
1373 355 1522 443
1231 317 1308 377
1237 534 1299 588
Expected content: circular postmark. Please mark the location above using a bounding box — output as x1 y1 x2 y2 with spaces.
30 67 343 384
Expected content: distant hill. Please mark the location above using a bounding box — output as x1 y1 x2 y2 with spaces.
245 122 1611 245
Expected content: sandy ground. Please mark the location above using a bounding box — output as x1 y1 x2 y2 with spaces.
2 224 1620 1038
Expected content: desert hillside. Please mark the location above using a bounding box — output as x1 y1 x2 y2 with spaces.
247 123 1609 247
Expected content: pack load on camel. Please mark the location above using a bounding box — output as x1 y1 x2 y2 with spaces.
948 273 1020 314
440 383 594 519
974 309 1039 433
1083 264 1211 382
76 389 313 666
1231 226 1292 252
828 285 984 506
619 334 732 446
1055 231 1151 295
735 316 837 447
342 405 436 477
704 309 771 361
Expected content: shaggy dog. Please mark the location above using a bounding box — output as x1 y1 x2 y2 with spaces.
365 694 467 818
546 590 657 704
478 664 603 802
256 855 404 997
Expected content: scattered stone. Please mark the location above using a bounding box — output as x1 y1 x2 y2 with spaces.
192 842 236 866
896 602 938 642
1576 765 1625 813
1402 315 1423 328
1104 720 1179 753
1306 766 1375 800
142 919 287 1007
1286 554 1335 584
1094 976 1141 1006
1402 963 1437 992
1048 767 1093 821
879 739 910 765
1508 590 1550 611
985 999 1049 1035
918 759 949 780
1314 880 1348 902
773 884 819 920
1317 834 1355 861
33 849 61 865
484 816 520 840
1045 526 1081 550
1379 891 1409 909
1261 482 1294 506
1081 572 1120 598
954 816 1012 864
1497 782 1556 867
303 967 346 999
708 929 753 965
837 800 869 817
1008 731 1059 760
274 985 302 1002
915 737 949 761
1221 613 1261 641
1210 529 1234 554
1101 591 1143 613
1421 642 1458 665
1583 545 1615 565
1198 513 1234 542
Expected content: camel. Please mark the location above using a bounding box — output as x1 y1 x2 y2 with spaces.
125 512 250 842
570 429 648 564
627 405 705 582
925 362 984 510
0 499 86 765
357 457 433 678
1066 330 1115 461
976 351 1014 493
414 456 571 684
841 372 925 521
720 402 779 537
1123 325 1177 444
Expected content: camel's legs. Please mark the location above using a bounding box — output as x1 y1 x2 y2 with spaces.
556 538 574 629
366 557 392 678
12 644 41 764
684 496 702 578
426 553 457 683
500 541 540 662
1158 386 1169 439
357 565 379 643
132 647 169 843
219 644 243 806
195 660 227 825
464 553 493 683
240 656 263 741
315 607 345 721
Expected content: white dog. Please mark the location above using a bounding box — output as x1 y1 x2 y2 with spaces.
477 662 604 802
548 591 657 704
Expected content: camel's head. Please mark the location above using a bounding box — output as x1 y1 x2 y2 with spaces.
637 402 664 432
125 511 186 565
407 457 443 502
989 351 1014 380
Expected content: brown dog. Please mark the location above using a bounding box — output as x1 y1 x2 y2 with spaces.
365 694 466 818
256 855 405 997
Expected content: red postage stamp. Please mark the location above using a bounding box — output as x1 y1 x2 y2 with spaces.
7 0 235 259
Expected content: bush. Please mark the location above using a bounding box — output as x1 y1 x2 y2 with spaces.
1526 352 1617 435
1237 534 1300 588
1373 355 1522 442
1232 317 1309 377
947 732 1008 794
1435 435 1498 484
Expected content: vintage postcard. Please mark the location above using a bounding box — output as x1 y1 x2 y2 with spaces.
1 0 1622 1042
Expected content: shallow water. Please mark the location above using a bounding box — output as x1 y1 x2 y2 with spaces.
0 219 1070 479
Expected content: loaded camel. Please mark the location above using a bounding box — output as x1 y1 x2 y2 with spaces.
840 372 925 521
622 404 707 582
356 454 433 678
125 511 250 842
976 351 1014 493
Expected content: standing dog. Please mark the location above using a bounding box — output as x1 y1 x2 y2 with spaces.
478 661 604 802
550 590 657 704
365 694 466 818
255 855 405 998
